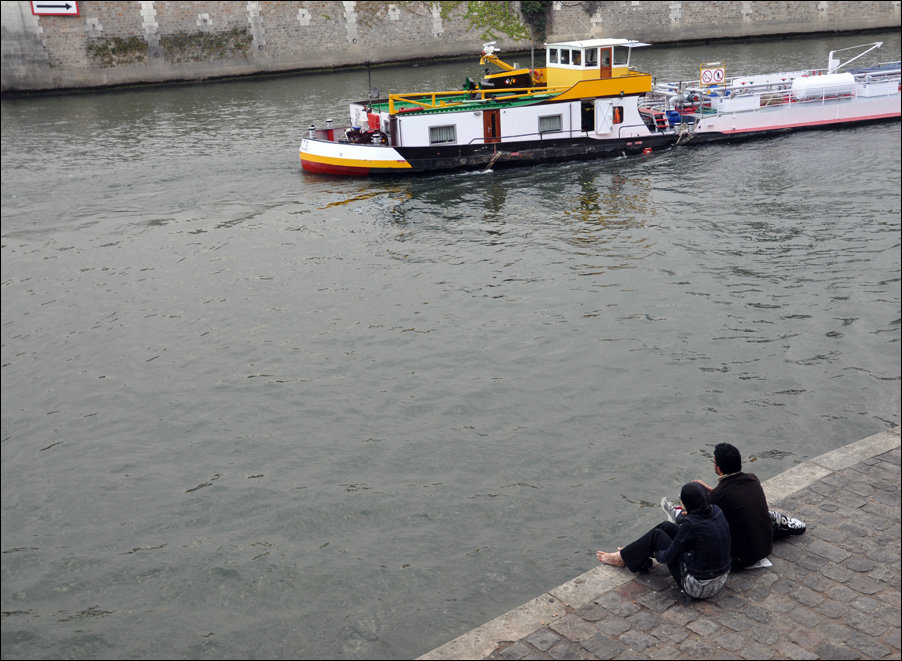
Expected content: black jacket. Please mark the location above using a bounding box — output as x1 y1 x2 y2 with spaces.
709 472 773 567
654 504 732 580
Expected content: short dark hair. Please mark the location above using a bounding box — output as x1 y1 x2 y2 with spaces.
713 443 742 474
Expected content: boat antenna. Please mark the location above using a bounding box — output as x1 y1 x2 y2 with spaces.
365 60 380 100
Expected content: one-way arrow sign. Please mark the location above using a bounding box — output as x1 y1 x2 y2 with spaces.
31 2 79 16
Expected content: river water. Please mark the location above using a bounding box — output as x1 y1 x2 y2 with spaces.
2 30 900 660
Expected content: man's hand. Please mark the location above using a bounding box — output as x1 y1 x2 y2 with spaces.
693 479 713 492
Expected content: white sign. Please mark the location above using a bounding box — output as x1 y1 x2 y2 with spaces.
700 63 725 87
31 1 79 16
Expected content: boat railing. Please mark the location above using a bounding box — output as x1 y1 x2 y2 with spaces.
658 63 900 99
852 60 902 72
387 86 568 113
459 122 654 145
306 125 392 145
853 62 902 83
708 86 851 113
307 120 660 147
653 64 900 117
307 127 337 141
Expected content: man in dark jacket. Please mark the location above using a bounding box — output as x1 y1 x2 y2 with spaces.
697 443 773 567
689 443 805 568
597 482 732 599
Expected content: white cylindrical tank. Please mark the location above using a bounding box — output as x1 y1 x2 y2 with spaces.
791 72 855 100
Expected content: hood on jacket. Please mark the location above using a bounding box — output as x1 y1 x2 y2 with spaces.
680 481 712 516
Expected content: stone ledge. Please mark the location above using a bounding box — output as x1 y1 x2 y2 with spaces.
418 592 569 660
764 427 901 504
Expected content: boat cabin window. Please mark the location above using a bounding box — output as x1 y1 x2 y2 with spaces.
429 125 456 144
547 42 631 69
548 47 593 68
538 114 562 134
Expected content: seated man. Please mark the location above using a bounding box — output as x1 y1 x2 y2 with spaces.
661 442 806 569
597 482 731 600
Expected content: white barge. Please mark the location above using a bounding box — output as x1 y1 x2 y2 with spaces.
299 40 900 176
649 41 900 146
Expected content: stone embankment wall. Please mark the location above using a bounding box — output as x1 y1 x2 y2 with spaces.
2 1 900 93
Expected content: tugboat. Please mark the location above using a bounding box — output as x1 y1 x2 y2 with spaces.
300 40 900 176
300 39 676 175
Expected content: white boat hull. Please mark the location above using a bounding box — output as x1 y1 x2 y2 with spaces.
693 93 900 137
300 138 412 175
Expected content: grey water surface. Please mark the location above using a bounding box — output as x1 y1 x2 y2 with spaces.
2 30 900 660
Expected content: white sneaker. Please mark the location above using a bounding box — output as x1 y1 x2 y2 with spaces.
661 496 684 524
770 510 806 535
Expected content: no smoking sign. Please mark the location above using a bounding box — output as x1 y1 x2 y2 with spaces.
700 63 725 87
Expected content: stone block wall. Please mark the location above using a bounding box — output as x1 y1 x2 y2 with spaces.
545 1 901 43
2 1 900 93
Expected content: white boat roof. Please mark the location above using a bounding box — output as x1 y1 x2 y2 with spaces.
544 38 650 49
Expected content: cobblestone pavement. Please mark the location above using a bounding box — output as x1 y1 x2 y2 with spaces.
487 446 900 660
420 429 900 661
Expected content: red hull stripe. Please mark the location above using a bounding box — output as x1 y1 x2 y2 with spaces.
301 159 371 176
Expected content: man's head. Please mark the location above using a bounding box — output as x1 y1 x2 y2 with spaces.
713 442 742 475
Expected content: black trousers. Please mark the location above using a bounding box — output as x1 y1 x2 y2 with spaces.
619 521 682 584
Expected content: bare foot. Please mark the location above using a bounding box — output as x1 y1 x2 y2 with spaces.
596 550 626 567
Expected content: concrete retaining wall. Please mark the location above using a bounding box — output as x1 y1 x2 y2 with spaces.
2 1 900 93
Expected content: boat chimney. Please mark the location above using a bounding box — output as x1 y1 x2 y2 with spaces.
326 118 333 129
308 124 316 139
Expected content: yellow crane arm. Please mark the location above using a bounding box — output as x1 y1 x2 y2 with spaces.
479 52 517 72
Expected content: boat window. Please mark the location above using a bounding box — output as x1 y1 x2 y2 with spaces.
429 125 456 144
613 105 623 124
601 49 611 67
613 48 628 66
572 50 581 66
548 48 558 64
538 114 562 134
585 48 597 66
560 49 570 65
